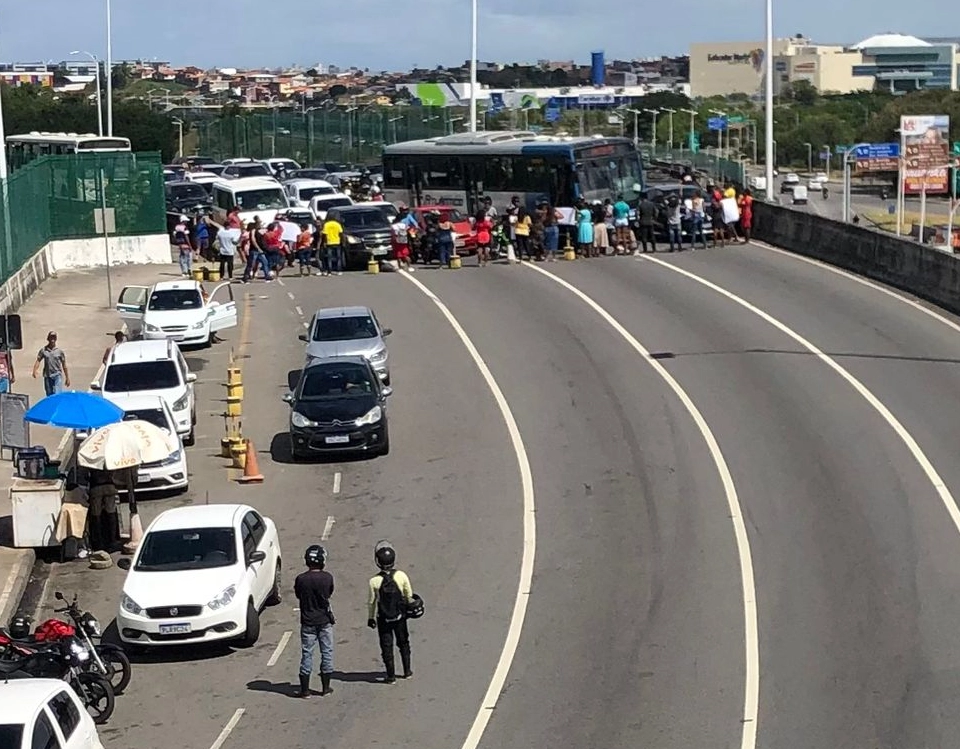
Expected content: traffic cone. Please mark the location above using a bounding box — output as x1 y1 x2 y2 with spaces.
123 512 143 554
238 439 264 483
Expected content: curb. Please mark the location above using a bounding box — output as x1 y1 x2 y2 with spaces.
0 547 35 626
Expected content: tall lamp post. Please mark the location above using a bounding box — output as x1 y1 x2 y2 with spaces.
680 108 697 152
71 51 103 137
643 108 659 156
172 118 184 159
105 0 113 136
468 0 478 132
626 108 642 149
660 108 676 151
763 0 774 199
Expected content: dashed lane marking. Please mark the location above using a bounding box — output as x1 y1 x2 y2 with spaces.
266 631 292 667
332 471 341 494
321 516 335 541
208 708 245 749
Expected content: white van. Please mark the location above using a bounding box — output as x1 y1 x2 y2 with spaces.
283 178 337 207
791 184 808 204
210 177 289 226
309 192 354 221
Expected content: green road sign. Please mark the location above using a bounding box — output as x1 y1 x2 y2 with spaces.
728 115 745 124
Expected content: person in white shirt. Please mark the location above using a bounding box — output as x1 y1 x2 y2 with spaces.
216 226 242 279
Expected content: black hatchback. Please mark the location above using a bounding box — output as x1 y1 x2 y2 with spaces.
283 356 392 460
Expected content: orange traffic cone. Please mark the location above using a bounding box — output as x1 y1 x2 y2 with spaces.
238 439 264 483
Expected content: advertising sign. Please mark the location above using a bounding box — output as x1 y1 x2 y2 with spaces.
577 94 614 105
854 143 900 172
900 115 950 194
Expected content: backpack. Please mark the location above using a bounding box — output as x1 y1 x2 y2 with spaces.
377 571 405 622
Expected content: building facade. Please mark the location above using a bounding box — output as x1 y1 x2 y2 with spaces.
689 39 795 97
852 34 958 92
0 63 53 87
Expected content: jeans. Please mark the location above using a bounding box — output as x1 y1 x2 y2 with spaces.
543 225 559 254
438 240 453 266
299 624 334 676
296 249 312 267
326 245 342 273
178 248 192 275
667 224 682 249
44 372 64 396
690 217 706 247
244 250 269 280
376 617 411 678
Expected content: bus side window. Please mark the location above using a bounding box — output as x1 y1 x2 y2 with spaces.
484 157 513 192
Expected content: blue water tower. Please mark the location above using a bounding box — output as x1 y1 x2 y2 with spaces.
591 51 605 87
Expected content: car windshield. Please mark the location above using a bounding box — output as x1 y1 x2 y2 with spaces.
292 169 327 179
298 186 335 200
233 164 271 177
339 210 389 230
312 315 377 341
236 189 286 211
148 289 203 311
316 197 352 210
122 408 169 431
136 527 237 571
420 208 464 222
300 363 375 399
167 184 208 201
105 361 180 392
0 725 24 747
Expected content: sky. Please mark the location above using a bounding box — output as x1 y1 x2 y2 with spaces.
0 0 952 72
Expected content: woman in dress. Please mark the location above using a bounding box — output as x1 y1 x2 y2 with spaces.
738 189 754 244
576 201 594 257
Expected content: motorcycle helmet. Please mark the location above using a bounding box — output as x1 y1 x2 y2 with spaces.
406 593 425 620
374 540 396 570
304 544 327 567
8 614 31 639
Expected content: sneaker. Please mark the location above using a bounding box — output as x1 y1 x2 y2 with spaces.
384 676 397 685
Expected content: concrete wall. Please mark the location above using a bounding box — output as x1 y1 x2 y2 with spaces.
753 202 960 315
0 244 54 315
46 233 170 273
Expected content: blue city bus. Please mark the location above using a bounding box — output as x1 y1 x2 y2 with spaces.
381 131 644 215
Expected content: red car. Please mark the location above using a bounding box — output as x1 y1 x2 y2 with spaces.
413 205 477 254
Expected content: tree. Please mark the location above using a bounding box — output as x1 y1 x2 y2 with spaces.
327 84 347 100
784 80 819 106
111 62 133 90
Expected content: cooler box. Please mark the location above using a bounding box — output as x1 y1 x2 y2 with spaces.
16 446 50 480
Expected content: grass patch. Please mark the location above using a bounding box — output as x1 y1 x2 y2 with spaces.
119 79 189 99
861 210 951 232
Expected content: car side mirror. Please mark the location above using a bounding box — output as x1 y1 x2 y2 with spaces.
382 386 393 397
382 328 393 337
298 333 308 342
117 558 132 571
186 373 197 383
248 550 266 565
89 382 101 391
282 392 294 404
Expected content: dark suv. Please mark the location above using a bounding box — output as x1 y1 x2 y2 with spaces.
639 183 714 242
324 206 393 269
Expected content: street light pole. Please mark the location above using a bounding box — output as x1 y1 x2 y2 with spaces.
105 0 113 136
469 0 478 132
72 51 103 137
680 108 697 152
660 108 676 151
643 108 658 156
764 0 774 199
172 118 184 159
626 109 641 150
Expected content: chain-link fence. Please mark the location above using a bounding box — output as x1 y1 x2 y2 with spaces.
0 152 166 285
656 148 747 187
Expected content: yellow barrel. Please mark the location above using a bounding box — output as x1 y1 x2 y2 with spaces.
226 366 241 386
191 268 205 282
207 268 221 282
226 395 242 417
449 255 462 269
225 382 244 401
367 258 380 274
563 248 577 261
230 441 247 469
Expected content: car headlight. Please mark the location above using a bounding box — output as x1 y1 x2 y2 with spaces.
172 393 190 411
160 449 182 466
144 323 160 333
368 348 387 363
355 405 382 426
345 235 362 245
192 319 207 330
120 593 142 615
207 585 237 610
291 411 318 428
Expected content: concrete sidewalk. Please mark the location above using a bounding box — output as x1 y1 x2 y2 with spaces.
0 260 180 626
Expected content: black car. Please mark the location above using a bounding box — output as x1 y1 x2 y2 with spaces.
324 206 393 268
165 181 212 231
284 356 391 460
639 184 714 242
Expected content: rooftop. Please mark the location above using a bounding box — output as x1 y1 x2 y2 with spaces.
852 33 932 49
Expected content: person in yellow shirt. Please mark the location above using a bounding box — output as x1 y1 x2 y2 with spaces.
319 217 344 276
367 541 414 683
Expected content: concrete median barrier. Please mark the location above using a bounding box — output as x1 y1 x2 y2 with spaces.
753 202 960 315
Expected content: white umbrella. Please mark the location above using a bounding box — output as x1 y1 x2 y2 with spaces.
78 420 178 471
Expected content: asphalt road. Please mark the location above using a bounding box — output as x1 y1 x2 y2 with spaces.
27 246 960 749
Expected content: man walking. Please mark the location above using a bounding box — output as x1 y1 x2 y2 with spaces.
367 541 414 684
295 544 335 698
32 331 70 395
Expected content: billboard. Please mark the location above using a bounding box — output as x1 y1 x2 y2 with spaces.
900 115 950 194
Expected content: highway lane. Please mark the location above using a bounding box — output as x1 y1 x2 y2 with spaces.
537 253 960 747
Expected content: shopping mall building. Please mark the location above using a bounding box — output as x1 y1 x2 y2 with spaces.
690 34 959 97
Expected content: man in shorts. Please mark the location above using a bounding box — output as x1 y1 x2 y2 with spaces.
391 212 414 272
612 194 631 254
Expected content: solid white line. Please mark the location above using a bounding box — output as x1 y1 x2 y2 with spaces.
521 261 759 749
400 272 536 749
287 291 295 300
30 575 52 624
266 631 292 667
750 240 960 336
321 516 335 541
295 305 303 317
332 471 341 494
645 255 960 539
208 708 245 749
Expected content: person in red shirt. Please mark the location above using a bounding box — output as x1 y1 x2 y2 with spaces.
737 189 753 244
391 212 414 272
226 206 242 230
263 222 285 277
475 212 492 267
295 224 314 276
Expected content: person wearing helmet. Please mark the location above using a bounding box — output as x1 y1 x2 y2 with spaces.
295 544 335 698
367 541 415 683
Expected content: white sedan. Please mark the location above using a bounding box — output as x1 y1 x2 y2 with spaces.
116 504 282 649
116 280 236 348
0 679 104 749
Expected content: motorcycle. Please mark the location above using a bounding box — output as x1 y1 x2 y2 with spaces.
822 186 829 199
6 592 131 695
0 632 115 724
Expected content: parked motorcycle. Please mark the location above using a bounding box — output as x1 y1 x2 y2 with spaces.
0 632 115 724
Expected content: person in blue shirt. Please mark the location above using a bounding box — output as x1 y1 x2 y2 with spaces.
611 194 631 253
194 215 211 260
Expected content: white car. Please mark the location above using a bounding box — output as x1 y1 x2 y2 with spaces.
282 178 337 207
93 339 197 444
309 192 354 222
0 679 105 749
814 171 828 183
262 157 301 177
116 279 236 347
183 171 220 193
784 172 801 185
116 504 282 649
116 395 188 493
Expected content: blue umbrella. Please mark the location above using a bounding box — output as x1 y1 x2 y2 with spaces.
25 391 125 430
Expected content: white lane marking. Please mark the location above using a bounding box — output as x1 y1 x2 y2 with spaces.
208 708 245 749
645 255 960 538
30 574 53 624
400 272 536 749
332 471 341 494
750 241 960 336
302 322 309 328
266 631 292 667
287 291 295 300
277 278 285 287
321 516 335 540
295 305 303 317
521 261 759 749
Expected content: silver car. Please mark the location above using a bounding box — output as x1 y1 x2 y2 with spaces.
299 306 392 383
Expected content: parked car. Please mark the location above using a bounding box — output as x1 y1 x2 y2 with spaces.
288 168 329 181
114 279 237 348
323 205 392 268
0 679 105 749
115 504 282 649
210 177 289 227
308 193 354 222
639 184 714 242
283 356 392 460
282 179 337 208
164 181 212 233
115 395 188 494
299 305 392 383
222 162 273 180
413 205 477 254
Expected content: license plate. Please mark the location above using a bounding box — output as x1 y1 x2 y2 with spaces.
159 623 191 635
372 247 389 256
137 473 150 484
325 435 350 444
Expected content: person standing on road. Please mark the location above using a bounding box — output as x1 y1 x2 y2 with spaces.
319 216 344 277
296 545 335 698
636 194 657 254
612 194 631 254
0 346 15 394
32 332 70 395
174 216 194 276
367 541 414 684
194 215 211 261
215 224 241 280
666 195 683 252
738 189 754 244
